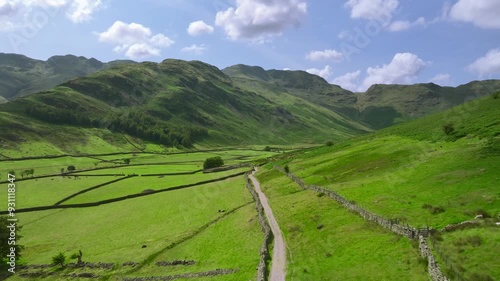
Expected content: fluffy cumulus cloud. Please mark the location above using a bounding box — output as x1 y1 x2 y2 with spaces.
361 52 427 91
97 21 174 60
306 49 343 62
332 70 361 92
0 0 103 28
187 20 214 36
215 0 307 41
345 0 399 23
306 65 332 79
388 17 426 32
467 49 500 76
181 44 206 55
449 0 500 29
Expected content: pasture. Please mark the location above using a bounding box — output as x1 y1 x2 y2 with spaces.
0 149 277 280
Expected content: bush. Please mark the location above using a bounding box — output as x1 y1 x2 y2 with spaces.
203 157 224 170
52 252 66 268
67 165 76 172
492 91 499 99
284 165 290 173
442 123 455 135
325 141 334 147
264 146 272 151
123 158 131 165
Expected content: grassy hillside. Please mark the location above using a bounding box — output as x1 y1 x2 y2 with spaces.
0 53 135 100
224 64 500 129
0 60 370 156
356 80 500 128
265 93 500 280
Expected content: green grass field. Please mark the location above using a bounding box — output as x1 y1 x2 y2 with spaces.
0 149 280 280
256 168 429 280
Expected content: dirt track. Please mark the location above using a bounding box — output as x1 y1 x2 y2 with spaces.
249 169 286 281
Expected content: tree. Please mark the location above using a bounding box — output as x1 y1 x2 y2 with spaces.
60 168 65 174
325 141 334 147
52 252 66 268
284 165 290 173
67 165 76 172
0 216 23 262
264 146 272 151
123 158 131 165
8 171 15 176
203 156 224 170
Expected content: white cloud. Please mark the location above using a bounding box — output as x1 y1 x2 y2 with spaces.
181 44 206 55
387 17 426 32
332 70 361 92
361 52 427 91
97 21 174 60
430 73 451 85
0 0 103 26
125 43 160 60
66 0 103 23
449 0 500 29
467 49 500 76
306 65 332 79
345 0 399 23
306 49 343 62
187 20 214 36
215 0 307 41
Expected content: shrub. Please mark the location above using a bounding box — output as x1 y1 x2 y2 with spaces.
67 165 76 172
264 146 272 151
284 165 290 173
442 123 455 135
52 252 66 268
492 91 499 99
8 170 15 176
123 158 131 165
325 141 334 147
203 156 224 170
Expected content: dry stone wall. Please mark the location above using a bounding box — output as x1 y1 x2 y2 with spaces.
419 236 450 281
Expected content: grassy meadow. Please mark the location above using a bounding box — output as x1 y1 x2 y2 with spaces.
0 149 277 280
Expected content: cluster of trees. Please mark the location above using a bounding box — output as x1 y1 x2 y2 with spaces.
25 104 209 148
25 104 97 127
203 156 224 170
104 110 208 147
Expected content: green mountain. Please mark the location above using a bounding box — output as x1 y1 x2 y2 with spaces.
0 53 135 100
0 59 369 156
356 80 500 128
0 55 498 157
223 65 500 129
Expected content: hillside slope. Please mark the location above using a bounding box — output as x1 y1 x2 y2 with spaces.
223 64 500 129
267 93 500 280
0 53 135 101
0 59 370 156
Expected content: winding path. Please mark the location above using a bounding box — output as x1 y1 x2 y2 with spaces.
249 169 287 281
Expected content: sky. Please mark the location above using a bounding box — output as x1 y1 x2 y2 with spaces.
0 0 499 92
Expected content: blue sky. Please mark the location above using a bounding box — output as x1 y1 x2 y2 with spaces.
0 0 499 92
